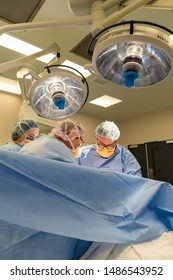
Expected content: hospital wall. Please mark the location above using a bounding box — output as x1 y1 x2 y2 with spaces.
0 92 23 145
1 91 173 147
75 104 173 147
117 104 173 147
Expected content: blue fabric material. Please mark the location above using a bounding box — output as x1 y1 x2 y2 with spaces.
0 142 21 152
0 150 173 259
76 144 142 176
0 220 88 260
19 135 76 164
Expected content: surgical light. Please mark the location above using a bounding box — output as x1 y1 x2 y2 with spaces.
28 64 89 119
88 20 173 88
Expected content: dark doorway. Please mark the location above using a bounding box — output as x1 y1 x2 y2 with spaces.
128 140 173 184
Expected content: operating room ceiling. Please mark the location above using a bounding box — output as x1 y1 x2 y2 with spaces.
0 0 173 121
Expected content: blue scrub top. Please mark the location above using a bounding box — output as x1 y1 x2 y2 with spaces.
76 143 142 177
20 134 76 164
0 142 21 152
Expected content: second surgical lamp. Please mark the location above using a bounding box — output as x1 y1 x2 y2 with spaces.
26 61 89 119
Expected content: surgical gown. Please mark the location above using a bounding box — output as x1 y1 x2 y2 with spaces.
19 134 91 259
0 142 21 152
76 143 142 176
19 134 76 164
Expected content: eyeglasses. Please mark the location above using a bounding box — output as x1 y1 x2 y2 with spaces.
26 134 39 141
73 137 84 148
79 137 84 147
96 139 116 151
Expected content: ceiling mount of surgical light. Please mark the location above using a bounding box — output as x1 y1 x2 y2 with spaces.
88 20 173 88
27 62 89 119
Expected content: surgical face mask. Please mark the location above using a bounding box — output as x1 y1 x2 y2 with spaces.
18 134 38 146
19 137 33 146
72 146 80 157
68 137 83 157
15 127 39 146
96 145 115 158
25 129 39 140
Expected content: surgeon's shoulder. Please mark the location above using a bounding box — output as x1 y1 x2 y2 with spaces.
119 144 137 159
78 144 95 156
20 134 48 154
0 143 21 152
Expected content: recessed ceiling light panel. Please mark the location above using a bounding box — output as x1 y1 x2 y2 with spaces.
90 95 122 108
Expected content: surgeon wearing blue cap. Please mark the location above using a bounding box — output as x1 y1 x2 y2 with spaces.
0 119 39 152
76 120 142 176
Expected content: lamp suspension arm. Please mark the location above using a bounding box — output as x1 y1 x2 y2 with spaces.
102 0 153 27
0 0 152 37
91 0 126 36
0 15 92 37
0 43 60 74
20 71 36 101
0 0 171 37
102 0 126 11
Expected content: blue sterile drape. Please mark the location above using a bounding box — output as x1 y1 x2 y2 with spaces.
0 150 173 259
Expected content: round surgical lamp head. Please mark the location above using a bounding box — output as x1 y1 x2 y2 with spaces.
29 64 89 119
88 21 173 88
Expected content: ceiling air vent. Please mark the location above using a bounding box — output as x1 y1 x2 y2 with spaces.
70 32 97 62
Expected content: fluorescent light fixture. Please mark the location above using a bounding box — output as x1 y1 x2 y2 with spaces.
0 76 21 95
61 60 91 78
90 95 122 108
0 34 55 63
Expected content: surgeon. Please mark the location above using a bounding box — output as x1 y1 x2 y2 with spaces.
0 119 39 152
75 120 143 259
20 118 85 163
77 120 142 176
18 118 92 260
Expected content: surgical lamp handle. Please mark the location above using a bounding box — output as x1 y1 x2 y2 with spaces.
44 64 89 99
88 20 173 56
45 64 89 84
